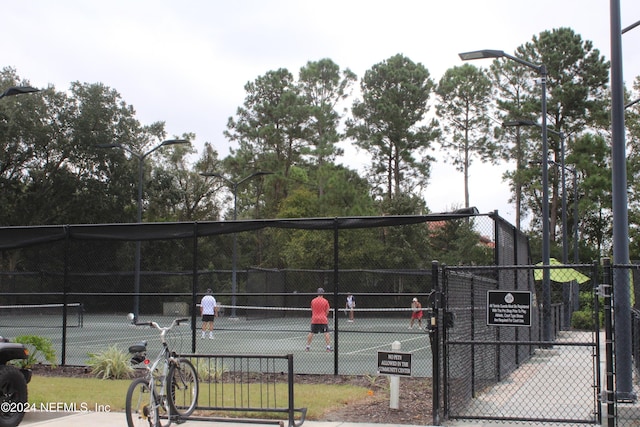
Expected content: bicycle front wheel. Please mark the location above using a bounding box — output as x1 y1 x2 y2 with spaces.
125 378 154 427
167 358 199 417
126 377 171 427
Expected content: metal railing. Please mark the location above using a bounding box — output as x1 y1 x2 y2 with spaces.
177 353 306 427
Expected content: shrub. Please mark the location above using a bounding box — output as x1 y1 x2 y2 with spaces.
87 345 133 380
571 310 595 330
193 358 227 381
12 335 57 369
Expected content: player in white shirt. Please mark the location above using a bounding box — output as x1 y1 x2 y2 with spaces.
200 288 218 339
345 293 355 322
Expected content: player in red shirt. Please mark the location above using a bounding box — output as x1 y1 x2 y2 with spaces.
409 297 423 329
305 287 332 352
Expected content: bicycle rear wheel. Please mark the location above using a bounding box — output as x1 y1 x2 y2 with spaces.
126 378 171 427
167 358 199 417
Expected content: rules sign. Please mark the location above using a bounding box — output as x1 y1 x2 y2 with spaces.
377 351 412 376
486 290 532 327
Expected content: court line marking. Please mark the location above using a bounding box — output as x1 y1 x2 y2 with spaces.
341 335 430 355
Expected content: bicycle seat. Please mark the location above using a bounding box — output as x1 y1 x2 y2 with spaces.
129 341 147 353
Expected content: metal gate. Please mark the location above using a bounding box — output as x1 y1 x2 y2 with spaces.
437 262 601 425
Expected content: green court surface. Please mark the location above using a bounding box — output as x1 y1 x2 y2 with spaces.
2 311 433 377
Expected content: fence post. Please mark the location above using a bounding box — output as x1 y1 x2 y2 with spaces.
287 353 295 427
430 260 441 426
602 258 615 427
62 225 70 365
592 260 602 425
333 219 339 375
192 222 198 353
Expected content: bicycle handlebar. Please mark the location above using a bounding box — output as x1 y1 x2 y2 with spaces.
128 314 190 329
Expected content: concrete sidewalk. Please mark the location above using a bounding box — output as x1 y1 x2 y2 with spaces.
20 410 431 427
18 410 609 427
22 411 585 427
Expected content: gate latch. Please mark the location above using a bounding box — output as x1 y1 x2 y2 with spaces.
596 284 609 297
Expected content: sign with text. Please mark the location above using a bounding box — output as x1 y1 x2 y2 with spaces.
487 290 532 327
377 351 412 376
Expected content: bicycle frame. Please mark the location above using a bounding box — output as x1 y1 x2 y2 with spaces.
145 339 172 412
126 314 193 427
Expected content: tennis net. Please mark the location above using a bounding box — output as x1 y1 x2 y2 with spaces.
218 304 427 318
213 304 431 334
218 304 312 320
0 303 84 328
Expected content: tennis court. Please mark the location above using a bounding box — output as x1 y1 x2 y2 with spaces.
1 305 433 377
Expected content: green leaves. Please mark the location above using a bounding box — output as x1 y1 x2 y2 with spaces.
347 54 437 199
436 63 495 207
12 335 57 369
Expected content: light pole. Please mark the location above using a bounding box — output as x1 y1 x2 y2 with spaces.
97 139 191 320
200 171 273 318
572 167 578 264
462 49 551 342
0 86 39 99
610 1 636 401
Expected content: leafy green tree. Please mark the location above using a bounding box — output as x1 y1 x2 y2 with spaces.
345 55 440 276
346 54 438 202
436 63 495 209
489 58 535 230
224 68 310 215
0 73 148 226
266 164 379 269
188 142 225 221
316 166 376 217
569 133 611 258
145 134 224 222
378 192 433 266
223 62 367 271
626 76 640 261
429 217 493 266
493 28 609 241
297 59 356 168
0 68 44 226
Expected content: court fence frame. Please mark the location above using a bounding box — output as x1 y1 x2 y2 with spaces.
9 213 640 424
0 210 523 372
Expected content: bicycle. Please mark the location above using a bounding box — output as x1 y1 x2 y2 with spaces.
125 313 199 427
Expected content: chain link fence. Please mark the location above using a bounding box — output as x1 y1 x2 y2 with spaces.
3 214 640 425
608 264 640 426
0 213 501 375
440 262 602 424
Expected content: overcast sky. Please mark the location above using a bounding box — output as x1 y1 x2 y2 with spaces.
5 0 640 226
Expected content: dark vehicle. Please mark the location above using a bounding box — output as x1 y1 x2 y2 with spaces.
0 337 30 427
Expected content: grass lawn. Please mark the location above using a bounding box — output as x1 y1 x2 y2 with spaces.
27 375 374 420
